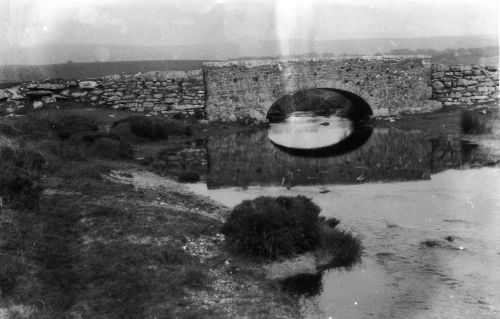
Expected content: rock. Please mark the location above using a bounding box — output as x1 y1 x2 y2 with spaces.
8 87 25 100
432 72 444 79
376 108 390 117
432 81 445 90
25 90 53 97
53 94 68 100
0 90 8 101
33 101 44 109
26 83 66 91
41 96 56 104
79 80 99 90
71 91 88 98
66 80 78 87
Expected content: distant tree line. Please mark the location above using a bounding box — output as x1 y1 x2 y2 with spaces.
232 46 498 65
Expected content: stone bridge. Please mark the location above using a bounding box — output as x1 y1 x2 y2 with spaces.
203 56 442 121
203 56 498 121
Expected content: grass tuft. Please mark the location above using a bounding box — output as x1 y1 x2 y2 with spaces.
461 110 492 134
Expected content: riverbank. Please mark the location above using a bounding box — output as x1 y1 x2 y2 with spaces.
0 108 299 319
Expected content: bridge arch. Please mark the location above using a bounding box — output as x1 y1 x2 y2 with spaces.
266 88 373 123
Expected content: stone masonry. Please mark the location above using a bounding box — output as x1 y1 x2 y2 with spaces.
0 70 205 117
431 64 498 107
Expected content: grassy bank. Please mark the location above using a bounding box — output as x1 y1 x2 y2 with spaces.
0 107 299 319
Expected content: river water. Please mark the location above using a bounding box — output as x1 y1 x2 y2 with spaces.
185 112 500 319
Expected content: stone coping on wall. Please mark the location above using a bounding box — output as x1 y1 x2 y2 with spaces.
203 55 432 68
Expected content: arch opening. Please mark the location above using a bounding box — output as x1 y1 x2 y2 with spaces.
266 88 373 157
266 88 373 123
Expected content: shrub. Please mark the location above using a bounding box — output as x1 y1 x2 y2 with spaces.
177 171 200 183
221 196 322 259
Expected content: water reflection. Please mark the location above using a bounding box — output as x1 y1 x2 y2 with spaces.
268 112 352 150
280 272 324 297
268 112 373 157
205 127 469 189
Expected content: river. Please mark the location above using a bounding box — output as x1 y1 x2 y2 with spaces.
185 111 500 318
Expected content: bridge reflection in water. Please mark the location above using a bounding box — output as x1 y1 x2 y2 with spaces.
205 125 466 189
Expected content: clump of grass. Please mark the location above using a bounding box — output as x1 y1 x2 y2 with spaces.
0 123 22 137
421 239 439 247
0 145 44 209
221 196 322 259
14 112 98 140
180 267 210 289
111 116 192 141
88 206 124 218
87 137 134 160
318 228 362 269
177 171 200 183
0 254 25 295
109 122 137 141
156 246 193 265
49 114 98 139
461 110 492 134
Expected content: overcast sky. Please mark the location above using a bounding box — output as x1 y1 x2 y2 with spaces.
0 0 498 49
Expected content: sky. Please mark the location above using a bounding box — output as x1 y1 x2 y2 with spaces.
0 0 498 49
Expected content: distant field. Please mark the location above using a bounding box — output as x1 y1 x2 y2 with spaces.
0 60 209 85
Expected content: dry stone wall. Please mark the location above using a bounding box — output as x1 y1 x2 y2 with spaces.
431 64 498 106
0 70 205 117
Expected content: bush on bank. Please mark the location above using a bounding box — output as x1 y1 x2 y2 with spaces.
222 195 362 266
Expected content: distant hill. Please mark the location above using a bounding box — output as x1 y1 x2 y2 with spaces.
0 35 497 66
0 35 498 84
0 60 208 85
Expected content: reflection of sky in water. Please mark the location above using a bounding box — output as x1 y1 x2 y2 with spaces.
268 112 352 150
